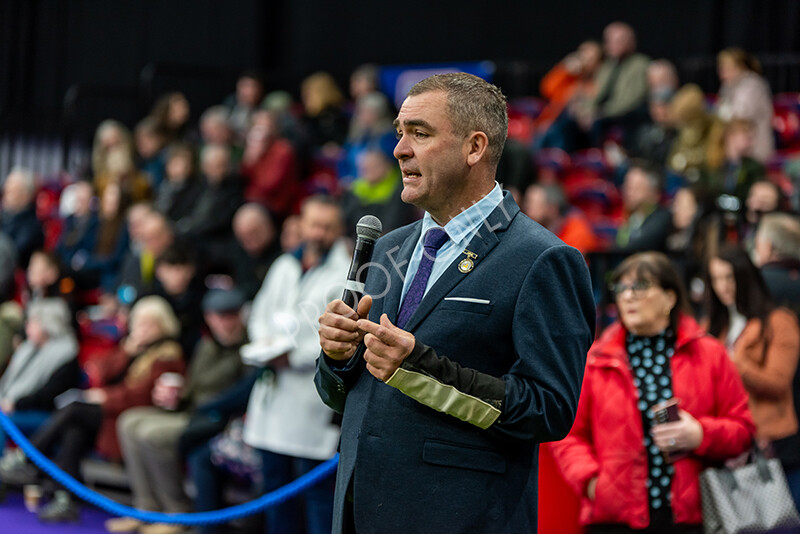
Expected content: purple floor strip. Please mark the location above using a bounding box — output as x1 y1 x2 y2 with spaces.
0 490 115 533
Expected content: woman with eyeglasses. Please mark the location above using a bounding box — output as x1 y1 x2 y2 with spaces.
551 251 754 534
705 244 800 506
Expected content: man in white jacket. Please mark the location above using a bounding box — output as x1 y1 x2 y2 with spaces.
244 194 350 534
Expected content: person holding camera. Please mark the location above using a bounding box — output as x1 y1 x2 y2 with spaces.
551 252 754 534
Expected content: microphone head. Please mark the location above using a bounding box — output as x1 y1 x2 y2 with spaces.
356 215 383 242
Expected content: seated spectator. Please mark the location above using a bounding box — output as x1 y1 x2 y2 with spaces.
134 117 168 188
349 63 381 102
223 70 266 144
92 120 135 178
716 48 774 163
666 187 710 306
117 210 175 305
149 92 193 145
71 183 131 292
496 138 538 205
0 296 184 522
666 84 715 183
700 118 765 203
0 299 79 453
338 92 398 183
1 167 44 268
740 179 782 250
523 183 598 255
551 252 754 533
230 203 282 300
94 145 152 204
535 40 603 136
240 111 299 220
107 288 250 534
615 161 672 252
587 22 650 148
340 149 418 240
26 250 67 303
176 144 243 261
301 71 349 151
0 301 23 376
631 61 679 167
244 195 346 534
154 143 203 224
199 105 242 167
647 59 680 95
754 213 800 317
55 181 99 271
0 231 17 301
151 244 205 358
705 245 800 505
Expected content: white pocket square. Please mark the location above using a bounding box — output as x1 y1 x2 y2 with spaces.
443 297 491 304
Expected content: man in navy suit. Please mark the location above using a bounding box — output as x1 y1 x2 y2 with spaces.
316 73 595 533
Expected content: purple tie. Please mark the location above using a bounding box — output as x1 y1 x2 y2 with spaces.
396 227 449 329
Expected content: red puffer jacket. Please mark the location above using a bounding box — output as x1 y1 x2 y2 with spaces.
550 314 755 529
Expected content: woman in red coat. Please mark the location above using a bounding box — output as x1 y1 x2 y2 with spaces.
0 295 184 522
551 252 754 533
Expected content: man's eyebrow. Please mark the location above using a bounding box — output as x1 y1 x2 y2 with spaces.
393 118 435 131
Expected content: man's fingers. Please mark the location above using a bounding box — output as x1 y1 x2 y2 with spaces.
358 314 402 345
326 299 359 319
318 324 359 342
357 295 373 320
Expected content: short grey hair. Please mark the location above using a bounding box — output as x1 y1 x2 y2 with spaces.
407 73 508 167
27 298 73 338
6 167 36 195
200 105 231 126
757 213 800 261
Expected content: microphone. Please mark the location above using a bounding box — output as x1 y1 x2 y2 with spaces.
342 215 382 309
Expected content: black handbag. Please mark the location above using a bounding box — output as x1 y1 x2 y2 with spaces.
700 446 800 533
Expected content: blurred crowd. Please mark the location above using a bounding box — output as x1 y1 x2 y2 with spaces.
0 18 798 534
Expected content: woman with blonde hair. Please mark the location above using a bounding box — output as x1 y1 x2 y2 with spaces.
92 120 135 177
301 71 348 149
0 296 184 522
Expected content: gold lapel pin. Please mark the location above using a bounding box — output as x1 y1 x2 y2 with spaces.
458 249 478 273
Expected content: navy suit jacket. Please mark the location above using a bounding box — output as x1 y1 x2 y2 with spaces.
316 192 595 533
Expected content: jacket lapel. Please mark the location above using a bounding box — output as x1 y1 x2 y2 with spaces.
402 193 520 332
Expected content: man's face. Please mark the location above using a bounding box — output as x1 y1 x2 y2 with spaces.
2 174 31 212
393 91 470 222
141 217 173 256
202 151 230 184
237 77 263 108
523 187 557 227
155 263 195 296
623 169 656 213
603 24 632 59
746 182 779 222
300 203 342 256
234 213 274 256
204 310 245 345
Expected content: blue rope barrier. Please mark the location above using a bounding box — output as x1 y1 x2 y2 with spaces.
0 410 338 526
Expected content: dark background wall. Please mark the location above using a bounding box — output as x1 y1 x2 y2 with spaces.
2 0 800 142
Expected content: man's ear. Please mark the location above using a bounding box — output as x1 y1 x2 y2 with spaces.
466 131 490 167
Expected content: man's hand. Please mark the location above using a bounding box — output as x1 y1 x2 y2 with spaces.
358 313 415 382
318 296 372 361
651 409 704 452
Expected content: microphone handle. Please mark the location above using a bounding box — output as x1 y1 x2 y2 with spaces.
342 238 375 309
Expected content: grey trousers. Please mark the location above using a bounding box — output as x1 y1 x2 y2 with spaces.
117 406 192 513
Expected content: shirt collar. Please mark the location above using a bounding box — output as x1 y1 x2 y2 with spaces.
420 182 503 246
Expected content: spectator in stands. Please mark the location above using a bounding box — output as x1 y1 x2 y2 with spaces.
666 187 710 301
149 92 193 145
0 300 22 375
740 179 782 250
615 161 672 252
224 70 266 144
535 40 603 137
71 183 131 292
154 143 203 224
631 60 679 167
0 296 184 522
754 213 800 316
647 59 680 94
340 149 418 240
176 144 243 262
108 288 250 534
199 105 242 167
151 244 205 358
551 251 754 534
705 245 800 503
338 92 397 183
95 145 152 204
230 203 282 300
716 48 774 163
26 250 67 304
0 231 16 301
701 118 765 203
118 211 175 304
244 195 347 534
280 214 302 253
134 117 168 188
301 71 349 151
92 120 135 178
240 111 299 220
666 84 715 183
349 63 381 102
495 138 538 206
1 167 44 268
523 183 598 255
587 22 650 148
55 181 99 271
0 299 79 455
